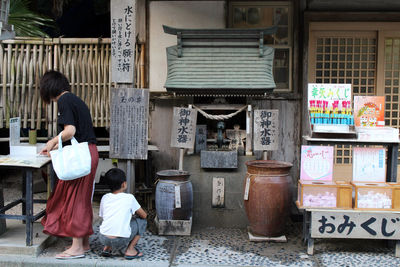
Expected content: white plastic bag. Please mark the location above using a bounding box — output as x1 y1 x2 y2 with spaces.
50 133 92 181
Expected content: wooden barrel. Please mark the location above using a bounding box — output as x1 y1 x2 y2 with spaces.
155 170 193 220
244 160 292 237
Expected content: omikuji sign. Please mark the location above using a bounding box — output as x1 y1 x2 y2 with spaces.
171 107 197 149
111 0 136 83
311 210 400 240
308 83 352 109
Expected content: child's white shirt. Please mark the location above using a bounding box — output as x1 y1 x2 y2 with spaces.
99 192 141 238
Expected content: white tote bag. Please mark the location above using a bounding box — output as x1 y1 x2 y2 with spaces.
50 133 92 181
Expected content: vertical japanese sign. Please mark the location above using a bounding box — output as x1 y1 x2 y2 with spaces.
9 117 21 145
110 88 149 159
311 210 400 239
111 0 136 83
300 145 334 181
353 147 386 182
253 110 279 151
171 107 197 149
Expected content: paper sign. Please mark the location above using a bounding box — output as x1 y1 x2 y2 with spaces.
308 83 352 109
300 145 334 181
354 96 385 127
353 147 386 182
10 117 21 146
175 185 181 208
244 177 250 200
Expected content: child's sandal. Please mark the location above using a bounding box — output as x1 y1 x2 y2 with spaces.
100 250 111 257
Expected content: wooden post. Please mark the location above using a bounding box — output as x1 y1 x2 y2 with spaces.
126 159 135 193
246 105 252 155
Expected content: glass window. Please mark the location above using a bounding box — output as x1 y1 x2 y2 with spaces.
229 1 292 91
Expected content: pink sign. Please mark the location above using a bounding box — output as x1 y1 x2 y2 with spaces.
300 145 334 181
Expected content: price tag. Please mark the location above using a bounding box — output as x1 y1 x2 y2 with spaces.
175 185 181 208
244 177 250 200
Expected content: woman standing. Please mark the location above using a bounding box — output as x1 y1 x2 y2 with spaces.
39 70 99 259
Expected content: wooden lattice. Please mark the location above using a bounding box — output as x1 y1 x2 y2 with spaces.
0 37 146 137
311 34 377 164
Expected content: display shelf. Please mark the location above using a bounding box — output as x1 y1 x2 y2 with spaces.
303 135 399 182
297 180 352 209
352 182 393 210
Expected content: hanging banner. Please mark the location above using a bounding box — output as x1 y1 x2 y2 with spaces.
253 109 279 151
171 107 197 149
110 88 149 159
111 0 136 83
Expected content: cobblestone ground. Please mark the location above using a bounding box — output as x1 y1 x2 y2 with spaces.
3 170 400 266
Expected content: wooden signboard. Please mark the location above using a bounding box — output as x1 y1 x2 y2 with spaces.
311 210 400 240
212 177 225 208
110 88 149 159
171 107 197 149
111 0 136 83
253 110 279 151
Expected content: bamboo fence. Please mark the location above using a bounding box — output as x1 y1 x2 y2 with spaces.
0 37 146 137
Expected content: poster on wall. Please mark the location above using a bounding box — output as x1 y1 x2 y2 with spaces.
109 88 149 160
307 83 352 125
354 96 385 127
353 147 386 182
171 107 198 149
253 110 279 151
300 145 334 181
111 0 136 83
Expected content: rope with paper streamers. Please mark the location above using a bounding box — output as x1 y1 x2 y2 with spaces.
192 105 248 120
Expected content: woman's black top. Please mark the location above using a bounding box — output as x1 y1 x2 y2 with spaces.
57 92 97 145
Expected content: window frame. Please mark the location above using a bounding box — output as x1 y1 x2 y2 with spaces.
228 1 294 93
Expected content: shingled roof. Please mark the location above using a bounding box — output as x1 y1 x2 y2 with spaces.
163 25 277 96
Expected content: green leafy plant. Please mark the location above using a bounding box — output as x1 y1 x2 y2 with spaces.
8 0 54 37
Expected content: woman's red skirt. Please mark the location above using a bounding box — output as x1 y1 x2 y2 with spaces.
42 144 99 237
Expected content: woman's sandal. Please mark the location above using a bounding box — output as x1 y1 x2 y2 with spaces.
124 248 143 260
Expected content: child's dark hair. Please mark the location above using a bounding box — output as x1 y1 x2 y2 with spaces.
105 168 126 192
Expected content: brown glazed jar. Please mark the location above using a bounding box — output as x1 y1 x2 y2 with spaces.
244 160 293 237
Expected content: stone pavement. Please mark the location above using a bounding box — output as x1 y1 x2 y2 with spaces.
2 173 400 266
1 219 400 267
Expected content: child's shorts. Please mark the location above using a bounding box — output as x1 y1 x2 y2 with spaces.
99 218 147 251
